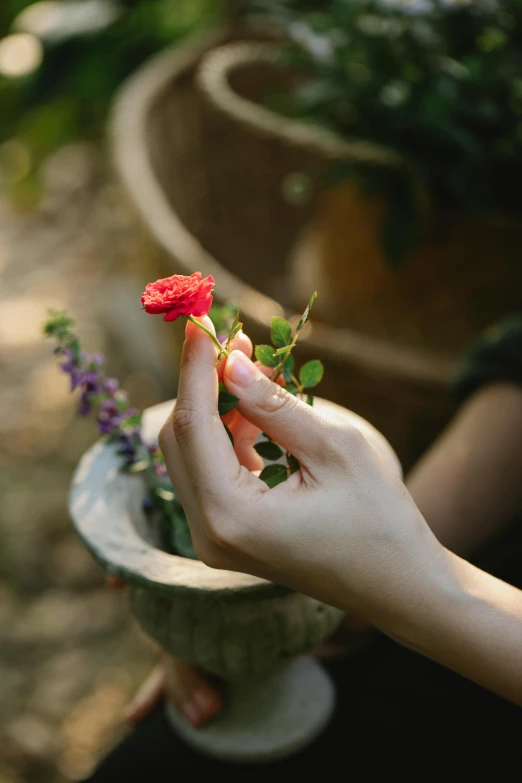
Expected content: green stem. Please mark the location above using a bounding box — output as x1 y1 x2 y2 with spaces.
291 375 304 394
188 315 229 358
269 330 302 381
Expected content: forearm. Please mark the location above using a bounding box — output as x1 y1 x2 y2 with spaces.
407 383 522 556
385 550 522 705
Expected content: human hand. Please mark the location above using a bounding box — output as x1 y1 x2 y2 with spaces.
215 328 287 471
159 316 448 634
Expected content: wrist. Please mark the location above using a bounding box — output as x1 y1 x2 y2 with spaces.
379 547 477 654
368 542 461 650
376 548 522 704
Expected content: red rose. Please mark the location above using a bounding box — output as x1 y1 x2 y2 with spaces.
141 272 215 322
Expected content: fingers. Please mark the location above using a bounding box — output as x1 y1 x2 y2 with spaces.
172 317 243 499
217 330 252 382
218 331 253 430
228 412 264 472
163 656 223 728
227 363 285 472
123 658 223 728
223 351 331 466
123 664 165 725
106 576 126 590
158 407 211 558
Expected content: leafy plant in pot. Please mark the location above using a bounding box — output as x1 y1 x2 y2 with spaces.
46 273 399 762
202 0 522 354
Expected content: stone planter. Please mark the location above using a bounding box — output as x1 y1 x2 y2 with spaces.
196 42 522 357
69 397 396 763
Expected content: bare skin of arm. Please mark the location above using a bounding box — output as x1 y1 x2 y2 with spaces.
408 382 522 556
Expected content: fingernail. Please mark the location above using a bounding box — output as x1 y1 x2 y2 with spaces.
227 350 258 387
186 315 214 336
193 689 218 716
107 576 126 590
182 701 201 725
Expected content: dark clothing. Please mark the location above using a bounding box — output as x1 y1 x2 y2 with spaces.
453 316 522 403
86 624 521 777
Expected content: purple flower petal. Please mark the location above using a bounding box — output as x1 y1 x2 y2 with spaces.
90 353 106 367
104 378 119 395
79 393 91 416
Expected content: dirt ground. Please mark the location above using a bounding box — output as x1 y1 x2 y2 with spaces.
0 142 183 782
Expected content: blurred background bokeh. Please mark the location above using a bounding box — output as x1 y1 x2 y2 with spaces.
0 2 227 781
1 0 522 779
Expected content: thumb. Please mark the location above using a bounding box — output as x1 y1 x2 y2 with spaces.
223 350 330 465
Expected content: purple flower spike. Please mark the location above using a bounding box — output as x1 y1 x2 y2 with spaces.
89 353 106 368
70 369 84 391
97 399 123 434
60 348 75 373
104 378 119 395
82 371 101 388
79 392 91 416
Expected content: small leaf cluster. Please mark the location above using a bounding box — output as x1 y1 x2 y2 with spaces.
213 308 243 445
253 292 324 488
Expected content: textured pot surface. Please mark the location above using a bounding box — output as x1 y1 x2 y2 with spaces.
129 584 341 677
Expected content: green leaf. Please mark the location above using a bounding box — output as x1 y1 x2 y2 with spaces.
255 441 284 460
271 317 292 348
43 310 75 336
168 505 197 560
259 464 288 488
128 459 149 473
124 412 143 430
285 384 298 395
283 352 295 383
226 310 242 343
228 323 242 342
231 309 240 334
307 395 314 406
155 487 175 501
218 383 239 416
209 303 238 334
224 423 234 446
114 394 129 413
296 291 318 333
287 454 300 474
255 345 278 367
299 360 324 389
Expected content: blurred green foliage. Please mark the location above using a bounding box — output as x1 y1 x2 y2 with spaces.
0 0 225 202
268 0 522 262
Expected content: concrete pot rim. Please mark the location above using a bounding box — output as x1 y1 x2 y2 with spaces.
69 399 288 600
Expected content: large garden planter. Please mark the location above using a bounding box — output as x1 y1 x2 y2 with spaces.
196 41 522 355
69 398 368 762
110 29 461 471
